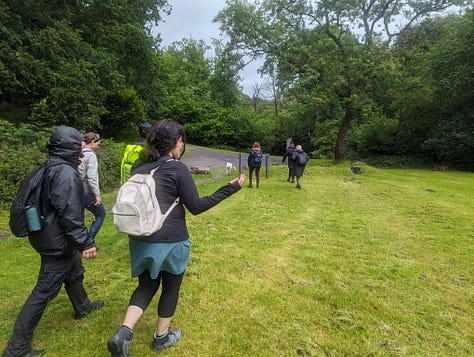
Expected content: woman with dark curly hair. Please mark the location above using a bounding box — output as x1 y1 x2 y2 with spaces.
107 119 246 357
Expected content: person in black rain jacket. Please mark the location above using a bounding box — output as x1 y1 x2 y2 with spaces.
282 141 296 183
2 126 103 357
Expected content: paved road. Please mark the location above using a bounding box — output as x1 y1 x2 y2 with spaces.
181 145 241 169
181 145 283 170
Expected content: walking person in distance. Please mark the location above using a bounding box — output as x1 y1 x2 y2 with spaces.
292 144 310 190
282 140 296 183
247 142 263 188
107 119 246 356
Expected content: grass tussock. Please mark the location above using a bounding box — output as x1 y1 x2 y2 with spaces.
0 162 473 356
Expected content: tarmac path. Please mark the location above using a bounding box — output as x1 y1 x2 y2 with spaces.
181 145 283 170
180 145 242 169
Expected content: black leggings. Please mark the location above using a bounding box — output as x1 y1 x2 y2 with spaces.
129 270 184 318
249 165 261 185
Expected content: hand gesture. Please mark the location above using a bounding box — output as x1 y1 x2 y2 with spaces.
230 174 246 187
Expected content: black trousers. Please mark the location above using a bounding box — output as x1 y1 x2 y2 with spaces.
2 251 91 357
248 165 261 186
287 164 296 181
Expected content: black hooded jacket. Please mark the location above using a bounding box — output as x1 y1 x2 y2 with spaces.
283 146 296 169
28 126 95 257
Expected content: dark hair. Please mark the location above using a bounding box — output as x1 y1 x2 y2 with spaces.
138 122 152 139
143 119 186 161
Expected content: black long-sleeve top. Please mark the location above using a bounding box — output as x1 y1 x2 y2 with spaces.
130 155 241 243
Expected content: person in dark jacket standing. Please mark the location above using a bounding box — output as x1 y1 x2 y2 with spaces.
282 141 296 183
292 144 310 190
2 126 104 357
107 119 245 357
247 142 263 188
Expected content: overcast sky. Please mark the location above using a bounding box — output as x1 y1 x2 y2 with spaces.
153 0 262 96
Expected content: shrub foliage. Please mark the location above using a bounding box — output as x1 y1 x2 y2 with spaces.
0 120 122 208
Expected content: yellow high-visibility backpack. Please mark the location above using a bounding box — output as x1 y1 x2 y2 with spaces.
120 144 144 185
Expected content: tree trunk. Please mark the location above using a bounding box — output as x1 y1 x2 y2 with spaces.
334 100 354 163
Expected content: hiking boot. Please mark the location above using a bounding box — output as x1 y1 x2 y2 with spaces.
6 349 46 357
74 299 104 319
2 349 45 357
107 326 133 357
153 329 182 352
296 182 301 190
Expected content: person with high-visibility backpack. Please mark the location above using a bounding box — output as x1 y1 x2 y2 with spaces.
120 123 152 185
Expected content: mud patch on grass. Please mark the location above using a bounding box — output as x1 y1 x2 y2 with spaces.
0 230 12 240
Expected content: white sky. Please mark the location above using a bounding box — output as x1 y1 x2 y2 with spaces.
153 0 262 96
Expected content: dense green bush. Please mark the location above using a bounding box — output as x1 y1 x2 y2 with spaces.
350 115 401 156
364 154 432 169
0 121 50 208
0 120 124 208
0 120 51 147
0 143 48 209
95 139 124 193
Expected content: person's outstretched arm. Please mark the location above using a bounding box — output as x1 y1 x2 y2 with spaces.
177 164 245 215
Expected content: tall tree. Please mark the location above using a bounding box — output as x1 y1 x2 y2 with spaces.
394 12 474 167
216 0 471 161
0 0 170 132
428 11 474 167
157 39 216 125
209 41 242 107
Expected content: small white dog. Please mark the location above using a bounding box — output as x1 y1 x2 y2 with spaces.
225 162 237 175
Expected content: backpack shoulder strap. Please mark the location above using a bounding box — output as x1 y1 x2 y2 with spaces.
149 158 180 206
149 158 177 176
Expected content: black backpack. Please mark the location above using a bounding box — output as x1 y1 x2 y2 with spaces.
294 151 307 166
9 162 59 237
252 150 263 164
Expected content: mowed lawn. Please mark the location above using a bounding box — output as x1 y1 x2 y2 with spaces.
0 162 472 356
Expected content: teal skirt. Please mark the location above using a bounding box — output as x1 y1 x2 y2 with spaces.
129 239 190 279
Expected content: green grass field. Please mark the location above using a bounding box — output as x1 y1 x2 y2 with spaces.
0 162 473 356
